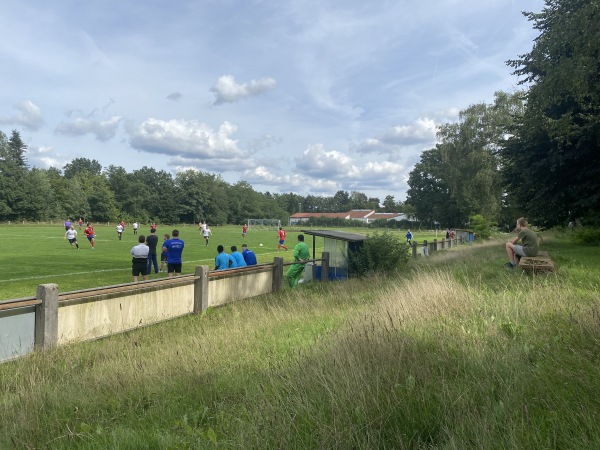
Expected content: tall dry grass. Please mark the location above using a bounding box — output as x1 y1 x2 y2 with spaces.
1 235 600 449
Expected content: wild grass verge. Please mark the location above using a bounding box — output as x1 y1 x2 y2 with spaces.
1 233 599 448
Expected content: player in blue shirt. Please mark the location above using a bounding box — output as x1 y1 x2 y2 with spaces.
230 246 247 267
215 245 231 270
162 229 184 277
241 244 257 266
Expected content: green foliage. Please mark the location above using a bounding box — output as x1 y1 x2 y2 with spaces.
572 227 600 246
347 232 410 277
469 214 493 239
503 0 600 226
407 92 524 227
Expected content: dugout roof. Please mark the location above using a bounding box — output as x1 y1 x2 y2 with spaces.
300 230 368 242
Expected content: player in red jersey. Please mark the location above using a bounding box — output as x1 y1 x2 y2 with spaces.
242 224 248 238
277 227 288 252
84 223 96 249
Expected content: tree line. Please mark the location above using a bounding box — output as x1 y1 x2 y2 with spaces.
407 0 600 229
0 131 406 225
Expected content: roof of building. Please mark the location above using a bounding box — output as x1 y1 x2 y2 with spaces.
301 229 369 242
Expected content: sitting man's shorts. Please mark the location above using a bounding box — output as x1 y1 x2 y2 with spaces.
513 245 526 257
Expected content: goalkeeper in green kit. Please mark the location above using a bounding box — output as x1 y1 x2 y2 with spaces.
286 234 310 287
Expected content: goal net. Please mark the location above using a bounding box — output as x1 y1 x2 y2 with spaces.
247 219 281 231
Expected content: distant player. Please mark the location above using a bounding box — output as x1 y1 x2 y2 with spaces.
405 229 413 245
84 223 96 249
64 219 72 232
150 222 157 233
116 223 124 240
64 225 79 249
203 226 212 246
133 222 139 235
78 218 83 230
277 227 288 252
242 224 248 238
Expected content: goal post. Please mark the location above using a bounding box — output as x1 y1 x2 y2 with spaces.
247 219 281 231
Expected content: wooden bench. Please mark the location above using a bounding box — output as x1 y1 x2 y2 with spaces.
518 251 555 273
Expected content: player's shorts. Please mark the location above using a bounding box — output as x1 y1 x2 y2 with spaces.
167 263 182 274
279 239 285 245
161 253 168 262
68 238 77 244
87 235 95 241
132 262 148 277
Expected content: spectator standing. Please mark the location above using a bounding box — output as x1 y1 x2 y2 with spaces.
159 233 170 272
405 229 413 245
230 246 247 267
146 228 159 274
64 225 79 249
286 234 310 287
131 235 149 283
162 229 184 277
241 244 257 266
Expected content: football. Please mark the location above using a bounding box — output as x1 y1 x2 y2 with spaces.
259 243 263 247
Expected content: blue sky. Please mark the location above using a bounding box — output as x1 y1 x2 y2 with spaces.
0 0 544 203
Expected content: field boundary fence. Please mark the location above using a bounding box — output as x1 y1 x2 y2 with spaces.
0 253 329 364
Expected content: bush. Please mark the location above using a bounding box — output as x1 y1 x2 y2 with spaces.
347 232 410 277
469 214 493 239
572 227 600 246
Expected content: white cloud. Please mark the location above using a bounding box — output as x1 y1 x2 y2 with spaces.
55 116 122 141
352 118 438 155
0 100 45 131
26 144 64 169
129 118 245 160
295 144 355 177
211 75 277 105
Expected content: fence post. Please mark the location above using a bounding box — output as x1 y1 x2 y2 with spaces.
412 242 417 258
434 238 438 251
321 252 330 282
35 284 59 350
194 265 209 314
273 257 284 292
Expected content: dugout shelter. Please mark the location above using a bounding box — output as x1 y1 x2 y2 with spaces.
301 229 368 280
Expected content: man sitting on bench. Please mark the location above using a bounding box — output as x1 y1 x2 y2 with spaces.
505 217 539 268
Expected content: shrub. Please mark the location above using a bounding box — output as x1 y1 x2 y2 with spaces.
469 214 493 239
347 232 410 277
572 227 600 246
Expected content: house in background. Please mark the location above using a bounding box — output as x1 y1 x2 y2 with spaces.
289 210 409 226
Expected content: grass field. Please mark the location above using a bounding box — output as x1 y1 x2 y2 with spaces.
0 224 439 301
2 231 600 448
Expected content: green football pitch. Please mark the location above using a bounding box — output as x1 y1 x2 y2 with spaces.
0 224 326 301
0 224 441 301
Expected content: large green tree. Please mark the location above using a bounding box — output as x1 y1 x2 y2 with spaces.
504 0 600 226
407 92 523 227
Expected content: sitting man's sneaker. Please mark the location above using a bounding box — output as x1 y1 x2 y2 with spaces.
504 261 516 268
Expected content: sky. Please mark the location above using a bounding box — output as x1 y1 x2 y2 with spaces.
0 0 545 204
